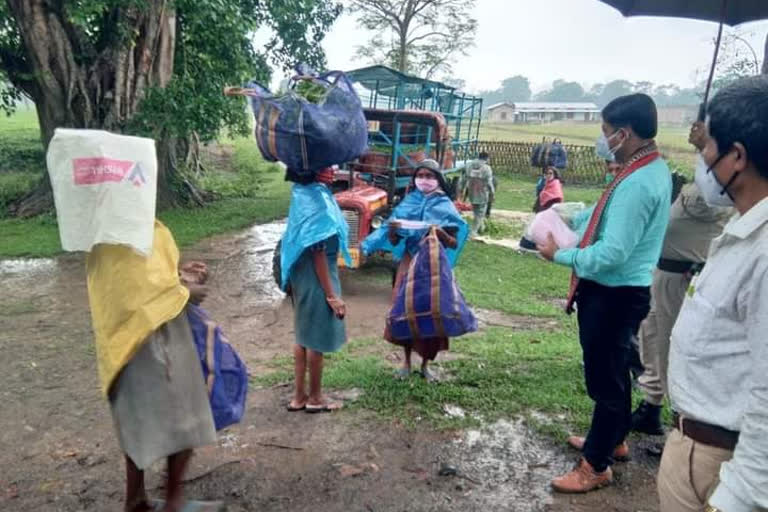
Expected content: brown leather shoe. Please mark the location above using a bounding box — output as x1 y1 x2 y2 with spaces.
551 458 613 493
567 436 630 461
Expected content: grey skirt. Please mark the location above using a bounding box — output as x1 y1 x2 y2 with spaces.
109 308 216 469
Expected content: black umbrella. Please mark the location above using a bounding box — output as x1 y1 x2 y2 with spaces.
598 0 768 114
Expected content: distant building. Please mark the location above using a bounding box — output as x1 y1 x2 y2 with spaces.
486 102 601 123
657 105 698 125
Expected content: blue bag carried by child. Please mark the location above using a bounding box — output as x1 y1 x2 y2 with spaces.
187 305 248 431
387 228 477 340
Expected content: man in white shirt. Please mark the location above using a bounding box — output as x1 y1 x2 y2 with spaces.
658 76 768 512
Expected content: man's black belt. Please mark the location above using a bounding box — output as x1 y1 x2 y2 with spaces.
657 258 704 274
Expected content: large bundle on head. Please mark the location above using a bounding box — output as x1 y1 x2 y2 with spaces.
229 65 368 174
530 138 568 170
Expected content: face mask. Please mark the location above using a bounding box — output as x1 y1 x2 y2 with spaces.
694 153 735 207
605 173 615 185
595 130 623 162
415 177 439 194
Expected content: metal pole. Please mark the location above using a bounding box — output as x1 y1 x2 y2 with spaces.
702 0 728 114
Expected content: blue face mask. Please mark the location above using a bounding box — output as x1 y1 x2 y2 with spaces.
595 130 623 162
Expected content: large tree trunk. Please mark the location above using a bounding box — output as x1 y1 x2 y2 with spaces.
5 0 201 217
397 36 407 73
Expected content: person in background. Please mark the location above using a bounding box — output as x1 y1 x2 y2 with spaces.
87 221 222 512
534 166 564 212
281 168 350 413
630 121 733 445
538 94 671 493
362 159 469 382
659 76 768 512
462 151 495 237
518 167 565 253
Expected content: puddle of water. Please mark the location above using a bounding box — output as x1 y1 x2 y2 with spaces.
0 258 57 276
529 410 566 426
443 404 466 418
443 419 572 510
238 221 286 306
0 259 62 299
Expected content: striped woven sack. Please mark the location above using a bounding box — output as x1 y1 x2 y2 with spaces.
387 227 477 341
245 70 368 173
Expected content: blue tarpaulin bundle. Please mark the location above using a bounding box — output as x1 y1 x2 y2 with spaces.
245 66 369 173
187 305 248 431
531 139 568 169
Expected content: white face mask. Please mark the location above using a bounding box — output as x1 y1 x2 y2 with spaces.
595 130 623 162
694 153 734 207
415 177 439 194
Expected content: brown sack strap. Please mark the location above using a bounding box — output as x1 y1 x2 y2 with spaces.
204 320 216 395
672 412 739 451
427 227 446 339
405 248 422 342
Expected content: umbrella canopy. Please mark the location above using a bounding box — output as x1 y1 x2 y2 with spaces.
598 0 768 115
598 0 768 26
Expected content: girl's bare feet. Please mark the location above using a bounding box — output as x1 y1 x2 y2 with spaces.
287 394 308 411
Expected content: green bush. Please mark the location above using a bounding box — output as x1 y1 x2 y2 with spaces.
199 139 283 199
0 172 39 214
0 110 45 174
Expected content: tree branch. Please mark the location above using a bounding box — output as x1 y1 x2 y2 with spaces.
406 31 450 46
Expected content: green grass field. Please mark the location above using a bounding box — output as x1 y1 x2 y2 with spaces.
480 121 696 167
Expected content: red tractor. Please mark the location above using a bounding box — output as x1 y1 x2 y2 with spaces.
330 66 483 269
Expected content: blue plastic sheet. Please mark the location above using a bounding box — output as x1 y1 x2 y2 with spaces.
361 190 468 267
280 183 351 290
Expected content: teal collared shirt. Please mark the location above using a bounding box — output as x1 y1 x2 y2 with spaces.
554 157 672 287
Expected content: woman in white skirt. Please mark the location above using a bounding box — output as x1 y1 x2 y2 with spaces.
87 221 223 512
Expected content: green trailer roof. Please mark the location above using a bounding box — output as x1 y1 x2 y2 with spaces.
346 65 456 99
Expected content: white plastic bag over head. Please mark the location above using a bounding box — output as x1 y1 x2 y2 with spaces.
526 208 579 249
47 129 157 255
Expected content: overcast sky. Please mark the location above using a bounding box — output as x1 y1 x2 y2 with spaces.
310 0 768 94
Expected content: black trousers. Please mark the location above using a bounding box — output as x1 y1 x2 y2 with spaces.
576 279 650 471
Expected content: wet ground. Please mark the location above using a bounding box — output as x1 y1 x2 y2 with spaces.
0 221 662 511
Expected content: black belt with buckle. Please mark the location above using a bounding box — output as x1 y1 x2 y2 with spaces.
672 412 739 451
657 258 704 275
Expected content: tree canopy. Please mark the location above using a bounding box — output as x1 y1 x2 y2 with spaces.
349 0 477 79
0 0 341 215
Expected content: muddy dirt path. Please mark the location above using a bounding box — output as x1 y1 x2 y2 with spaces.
0 222 661 511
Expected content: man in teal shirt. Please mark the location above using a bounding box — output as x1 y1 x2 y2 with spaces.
539 94 671 493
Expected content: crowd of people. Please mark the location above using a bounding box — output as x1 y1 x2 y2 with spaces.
536 76 768 512
77 75 768 511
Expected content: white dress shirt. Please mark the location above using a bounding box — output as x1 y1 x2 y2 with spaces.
668 196 768 512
